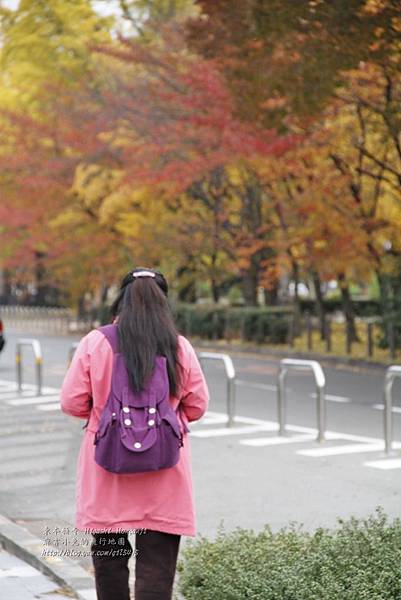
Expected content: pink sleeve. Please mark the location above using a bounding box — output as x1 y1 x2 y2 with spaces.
60 329 112 419
177 336 209 423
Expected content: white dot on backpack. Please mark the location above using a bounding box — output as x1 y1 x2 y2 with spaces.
149 407 156 414
123 407 130 414
124 418 132 426
148 419 155 426
134 442 141 449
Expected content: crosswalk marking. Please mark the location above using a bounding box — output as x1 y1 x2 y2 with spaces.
1 377 401 470
0 390 42 399
364 458 401 470
311 393 351 403
0 379 59 394
297 442 386 457
372 403 401 414
191 423 278 438
240 434 315 447
191 410 401 469
8 395 60 407
0 378 60 411
235 379 277 392
197 414 229 426
36 402 60 411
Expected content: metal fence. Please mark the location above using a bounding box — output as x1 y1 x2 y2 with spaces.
0 305 95 335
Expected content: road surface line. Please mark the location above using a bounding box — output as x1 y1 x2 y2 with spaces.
240 434 315 447
36 402 61 411
310 393 350 403
8 395 61 406
372 403 401 414
364 458 401 470
236 379 277 392
0 391 37 399
197 411 399 445
297 443 387 457
0 379 59 393
195 414 230 425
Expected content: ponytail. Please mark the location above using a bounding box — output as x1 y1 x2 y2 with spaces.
110 268 182 396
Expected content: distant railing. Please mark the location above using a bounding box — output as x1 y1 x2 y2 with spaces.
0 305 96 334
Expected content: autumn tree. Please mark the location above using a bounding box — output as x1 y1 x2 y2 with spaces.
189 0 401 128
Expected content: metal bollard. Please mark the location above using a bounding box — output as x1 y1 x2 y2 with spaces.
198 352 236 428
277 358 326 442
383 365 401 454
16 339 43 396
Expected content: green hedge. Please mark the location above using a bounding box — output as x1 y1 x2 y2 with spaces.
172 304 293 344
177 510 401 600
299 298 381 317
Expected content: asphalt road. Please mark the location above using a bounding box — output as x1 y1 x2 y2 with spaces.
0 326 400 564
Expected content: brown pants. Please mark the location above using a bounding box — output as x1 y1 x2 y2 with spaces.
91 529 181 600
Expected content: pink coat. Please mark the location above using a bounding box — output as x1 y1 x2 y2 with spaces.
60 329 209 536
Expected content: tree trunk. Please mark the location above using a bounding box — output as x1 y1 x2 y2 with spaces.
292 261 302 336
176 264 197 303
338 273 359 342
241 261 258 306
210 277 220 303
264 283 279 306
311 270 326 340
376 271 392 315
35 250 47 306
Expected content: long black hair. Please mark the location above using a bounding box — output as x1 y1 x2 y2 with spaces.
110 267 182 396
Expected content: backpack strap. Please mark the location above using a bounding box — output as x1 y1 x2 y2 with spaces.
97 323 119 354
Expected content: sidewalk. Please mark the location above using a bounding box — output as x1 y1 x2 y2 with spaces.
0 547 75 599
0 514 184 599
0 514 96 600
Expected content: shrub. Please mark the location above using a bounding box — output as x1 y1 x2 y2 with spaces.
172 304 293 344
299 299 381 317
177 509 401 600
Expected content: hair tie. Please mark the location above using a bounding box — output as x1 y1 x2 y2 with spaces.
132 271 156 278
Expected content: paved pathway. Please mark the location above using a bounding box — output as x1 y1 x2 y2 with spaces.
0 548 74 599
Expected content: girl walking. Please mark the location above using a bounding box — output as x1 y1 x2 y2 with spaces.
61 267 209 599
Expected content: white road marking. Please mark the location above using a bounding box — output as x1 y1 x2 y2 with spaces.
297 442 401 457
311 393 351 403
0 376 398 469
372 403 401 414
197 411 388 444
36 402 61 411
235 379 277 392
0 379 59 394
190 423 278 438
191 410 401 468
195 414 230 426
8 395 60 407
364 458 401 470
0 390 38 399
240 434 315 447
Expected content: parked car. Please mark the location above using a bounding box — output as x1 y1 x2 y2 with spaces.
0 318 5 352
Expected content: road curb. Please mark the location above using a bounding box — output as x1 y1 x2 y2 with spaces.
192 339 390 371
0 514 96 600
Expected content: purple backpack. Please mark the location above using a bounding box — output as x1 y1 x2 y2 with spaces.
93 324 188 474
